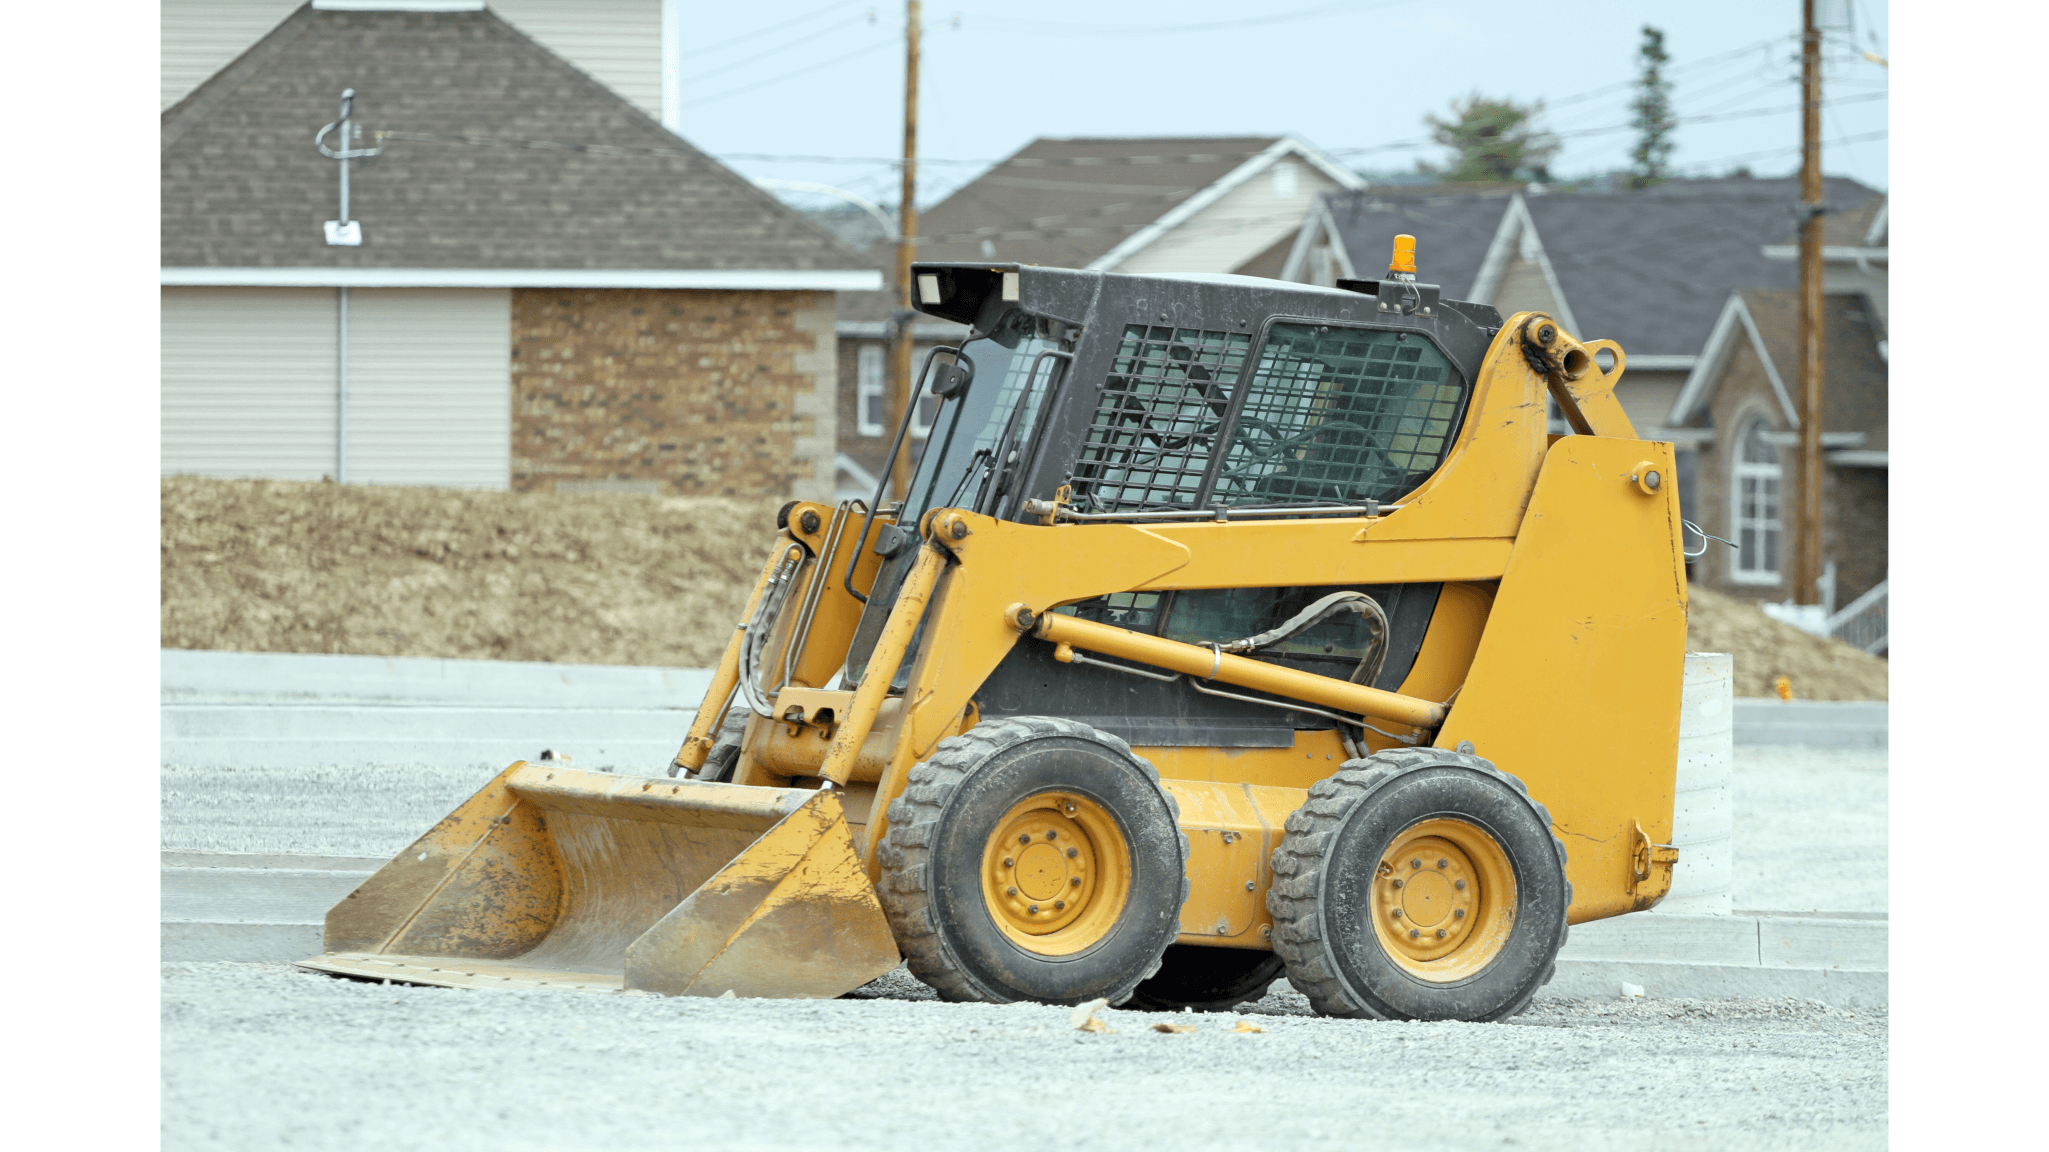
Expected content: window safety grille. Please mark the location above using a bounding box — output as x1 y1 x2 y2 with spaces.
1216 324 1466 507
1071 325 1251 512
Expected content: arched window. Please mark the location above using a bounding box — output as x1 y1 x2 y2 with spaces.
1731 418 1781 583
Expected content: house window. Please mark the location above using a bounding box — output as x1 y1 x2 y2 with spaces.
1731 417 1782 583
856 344 885 436
1272 161 1299 199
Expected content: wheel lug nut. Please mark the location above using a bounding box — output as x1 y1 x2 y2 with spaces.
1455 879 1466 890
1392 879 1403 889
1454 909 1465 919
1437 859 1448 869
1410 859 1420 869
1391 909 1402 919
1409 929 1420 939
1436 929 1446 939
1029 905 1039 914
1047 831 1057 841
1070 877 1081 887
1066 847 1078 858
1007 886 1017 896
1055 900 1066 910
1003 858 1014 868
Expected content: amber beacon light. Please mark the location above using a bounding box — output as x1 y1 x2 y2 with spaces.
1388 233 1418 276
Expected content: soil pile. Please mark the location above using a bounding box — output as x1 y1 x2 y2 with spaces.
162 478 1888 698
161 477 781 667
1688 585 1887 700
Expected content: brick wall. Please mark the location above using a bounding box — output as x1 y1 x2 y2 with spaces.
511 288 837 500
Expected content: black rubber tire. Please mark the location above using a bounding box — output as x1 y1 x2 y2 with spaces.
1123 945 1287 1013
875 716 1189 1006
1266 748 1570 1022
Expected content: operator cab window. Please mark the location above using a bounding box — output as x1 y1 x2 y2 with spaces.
1215 324 1467 508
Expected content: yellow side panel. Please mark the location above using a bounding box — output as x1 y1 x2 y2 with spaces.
1139 729 1349 790
1160 781 1305 950
1436 436 1688 925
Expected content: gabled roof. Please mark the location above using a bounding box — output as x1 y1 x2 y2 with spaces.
1285 187 1516 290
1668 289 1888 449
161 4 874 287
910 136 1359 271
1312 177 1881 359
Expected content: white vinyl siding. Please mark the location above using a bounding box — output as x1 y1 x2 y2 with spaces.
161 1 664 118
493 0 662 118
345 289 511 488
1115 159 1342 276
161 0 301 109
162 287 341 479
161 287 511 488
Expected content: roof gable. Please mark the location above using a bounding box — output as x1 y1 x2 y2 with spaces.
1669 288 1887 442
161 5 863 275
1301 187 1517 297
913 136 1342 270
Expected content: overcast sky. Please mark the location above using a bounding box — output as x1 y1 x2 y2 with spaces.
667 0 1889 212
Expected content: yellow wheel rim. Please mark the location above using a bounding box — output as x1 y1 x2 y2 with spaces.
1369 817 1518 982
980 792 1131 957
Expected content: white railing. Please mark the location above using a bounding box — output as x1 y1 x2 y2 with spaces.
1826 578 1888 655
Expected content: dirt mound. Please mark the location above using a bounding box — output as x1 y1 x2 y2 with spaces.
1687 585 1887 700
161 477 782 667
162 478 1888 699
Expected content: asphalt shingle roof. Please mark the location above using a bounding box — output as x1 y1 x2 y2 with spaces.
161 5 863 272
1730 289 1888 447
1323 177 1881 356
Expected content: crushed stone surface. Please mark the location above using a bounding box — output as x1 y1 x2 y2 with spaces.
161 960 1885 1152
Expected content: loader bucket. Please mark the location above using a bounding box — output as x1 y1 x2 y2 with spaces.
299 763 900 998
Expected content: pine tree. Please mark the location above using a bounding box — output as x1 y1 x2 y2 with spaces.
1421 94 1560 183
1629 25 1676 190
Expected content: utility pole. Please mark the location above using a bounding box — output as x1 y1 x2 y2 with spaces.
1793 0 1826 605
888 1 921 504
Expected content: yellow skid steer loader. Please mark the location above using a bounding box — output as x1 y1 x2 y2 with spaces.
304 238 1689 1021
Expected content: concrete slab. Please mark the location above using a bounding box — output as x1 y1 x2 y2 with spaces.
162 649 713 709
161 704 690 770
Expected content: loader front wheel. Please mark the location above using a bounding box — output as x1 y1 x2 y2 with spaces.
876 716 1188 1006
1266 749 1569 1022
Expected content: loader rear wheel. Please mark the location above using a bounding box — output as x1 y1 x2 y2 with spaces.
1124 945 1286 1013
1266 749 1570 1022
876 716 1188 1006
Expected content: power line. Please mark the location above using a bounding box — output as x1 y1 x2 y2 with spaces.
960 1 1374 37
675 12 877 89
675 2 854 63
675 36 899 111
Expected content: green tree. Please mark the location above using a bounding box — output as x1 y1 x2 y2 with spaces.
1629 25 1677 189
1422 94 1560 183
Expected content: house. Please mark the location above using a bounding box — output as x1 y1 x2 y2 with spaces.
1280 176 1882 447
1664 288 1888 627
161 2 879 498
832 135 1363 497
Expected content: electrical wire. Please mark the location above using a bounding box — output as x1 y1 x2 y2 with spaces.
674 12 877 89
675 2 855 63
674 36 899 111
961 0 1375 38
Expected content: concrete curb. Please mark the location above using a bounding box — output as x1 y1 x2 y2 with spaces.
162 649 713 710
1546 960 1886 1007
1733 698 1887 749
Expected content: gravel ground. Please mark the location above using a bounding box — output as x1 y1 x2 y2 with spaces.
162 960 1884 1152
